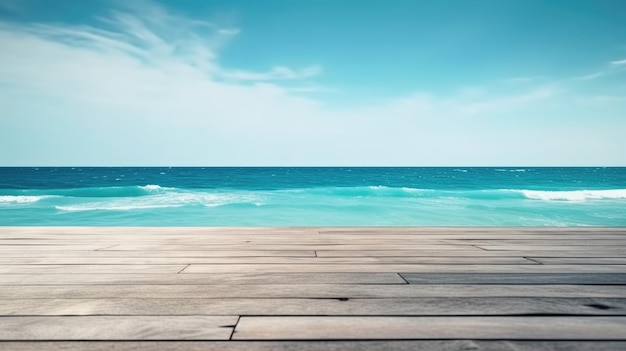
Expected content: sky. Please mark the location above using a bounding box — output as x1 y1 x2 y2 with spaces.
1 0 625 166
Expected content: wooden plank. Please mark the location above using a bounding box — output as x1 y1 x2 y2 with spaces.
0 273 406 285
3 226 624 235
317 250 626 257
477 245 626 251
182 264 626 273
444 240 626 246
0 245 109 251
0 256 537 265
2 284 626 299
1 297 625 316
4 264 623 275
2 238 463 245
0 250 317 258
7 232 624 243
318 234 626 240
0 227 317 234
400 273 626 285
0 316 237 340
3 341 626 351
6 233 626 241
4 239 462 246
100 244 480 251
1 226 625 348
0 265 186 274
530 258 626 265
318 227 626 234
4 248 625 258
232 316 626 340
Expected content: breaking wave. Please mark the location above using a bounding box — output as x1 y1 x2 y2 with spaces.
520 189 626 201
0 195 49 204
4 185 626 211
2 183 625 230
53 185 264 212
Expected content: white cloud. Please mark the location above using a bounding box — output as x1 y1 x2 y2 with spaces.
573 72 604 81
221 65 323 81
0 2 624 166
455 87 557 116
288 85 336 93
218 28 241 36
563 58 626 82
0 6 336 165
610 58 626 66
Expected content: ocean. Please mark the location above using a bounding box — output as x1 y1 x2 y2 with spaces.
0 167 625 226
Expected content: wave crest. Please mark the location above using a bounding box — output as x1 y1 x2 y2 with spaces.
54 190 264 212
521 189 626 201
0 195 47 204
139 184 165 192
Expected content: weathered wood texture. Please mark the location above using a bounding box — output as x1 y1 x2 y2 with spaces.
2 341 626 351
233 316 626 340
1 226 625 350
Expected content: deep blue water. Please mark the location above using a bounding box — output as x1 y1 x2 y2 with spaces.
1 167 625 226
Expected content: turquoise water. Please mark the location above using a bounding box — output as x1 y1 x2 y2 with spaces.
1 167 625 226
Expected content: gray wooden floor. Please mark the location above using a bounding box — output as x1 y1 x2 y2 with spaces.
1 227 625 350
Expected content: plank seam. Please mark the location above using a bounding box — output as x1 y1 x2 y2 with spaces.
524 258 544 265
397 273 410 284
4 314 626 317
224 338 626 342
177 264 190 274
229 316 242 340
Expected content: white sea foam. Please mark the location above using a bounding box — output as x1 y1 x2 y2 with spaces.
0 195 46 204
56 204 182 212
401 187 431 195
363 186 428 196
201 193 263 207
521 189 626 201
367 186 427 192
55 190 263 212
140 184 164 191
495 169 527 172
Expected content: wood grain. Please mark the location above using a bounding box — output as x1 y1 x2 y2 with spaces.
1 226 625 348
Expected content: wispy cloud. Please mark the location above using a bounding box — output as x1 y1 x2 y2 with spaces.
221 65 322 81
562 58 626 82
2 2 318 84
0 1 624 166
610 58 626 66
573 71 604 81
288 85 336 94
218 28 241 36
585 95 626 103
455 87 557 116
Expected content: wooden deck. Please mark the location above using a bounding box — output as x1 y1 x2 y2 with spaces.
1 227 625 350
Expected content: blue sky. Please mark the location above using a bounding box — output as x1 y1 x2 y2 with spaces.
1 0 625 165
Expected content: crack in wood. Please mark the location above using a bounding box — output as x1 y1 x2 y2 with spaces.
397 273 410 284
229 316 241 340
524 257 544 265
177 264 190 274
